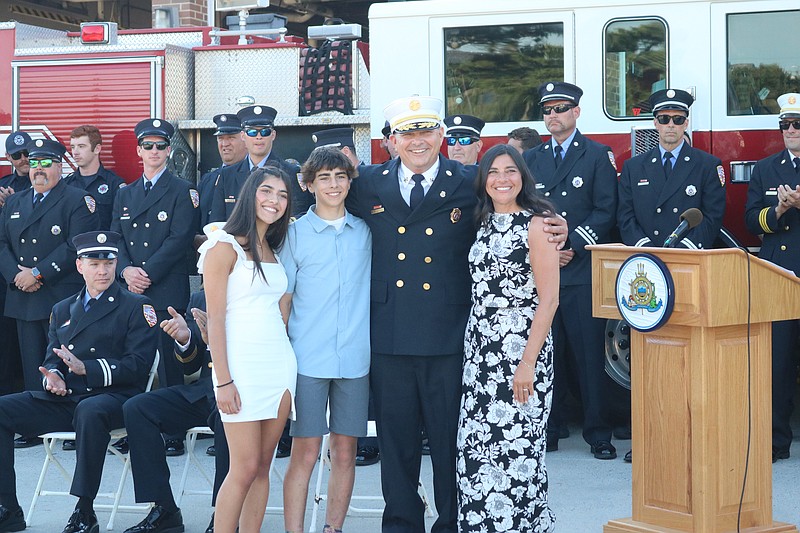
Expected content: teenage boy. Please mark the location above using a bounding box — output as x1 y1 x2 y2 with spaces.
279 147 371 533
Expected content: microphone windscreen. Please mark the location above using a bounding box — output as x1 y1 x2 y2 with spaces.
680 208 703 229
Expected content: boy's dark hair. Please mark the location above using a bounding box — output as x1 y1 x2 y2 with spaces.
507 127 542 150
300 146 358 185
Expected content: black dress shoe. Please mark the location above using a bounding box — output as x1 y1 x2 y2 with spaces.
13 436 42 449
772 448 790 464
164 439 185 457
546 435 558 452
123 506 184 533
355 445 379 466
0 505 25 532
63 440 76 451
276 436 291 458
591 440 617 460
624 450 632 463
204 513 214 533
109 437 128 455
206 445 216 456
61 509 98 533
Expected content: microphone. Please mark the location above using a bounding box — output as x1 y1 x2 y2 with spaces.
663 208 703 248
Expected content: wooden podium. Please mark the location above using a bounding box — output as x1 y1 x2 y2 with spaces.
588 245 799 533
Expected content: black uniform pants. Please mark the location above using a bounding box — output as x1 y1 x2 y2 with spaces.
124 386 218 504
772 319 799 453
371 352 460 533
0 314 22 395
0 391 126 500
548 283 613 445
16 318 49 392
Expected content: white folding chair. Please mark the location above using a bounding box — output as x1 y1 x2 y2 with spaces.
177 425 285 514
27 351 160 531
309 421 434 532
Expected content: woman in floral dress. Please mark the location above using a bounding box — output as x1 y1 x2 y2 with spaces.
457 144 560 532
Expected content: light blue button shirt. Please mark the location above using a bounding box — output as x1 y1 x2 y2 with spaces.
278 206 372 379
552 128 578 158
659 141 685 169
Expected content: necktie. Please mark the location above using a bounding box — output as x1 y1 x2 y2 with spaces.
33 192 43 208
554 145 563 167
410 174 425 210
144 181 152 196
663 152 673 178
85 298 96 312
794 157 799 174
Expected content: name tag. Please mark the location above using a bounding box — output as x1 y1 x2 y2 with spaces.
225 198 236 203
766 190 778 196
120 215 131 220
371 207 385 215
637 180 650 187
535 183 545 189
10 212 20 219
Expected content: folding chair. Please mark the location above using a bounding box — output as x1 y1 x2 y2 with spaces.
309 421 434 532
27 351 160 531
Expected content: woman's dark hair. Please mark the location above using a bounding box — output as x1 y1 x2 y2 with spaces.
474 143 556 226
225 165 292 282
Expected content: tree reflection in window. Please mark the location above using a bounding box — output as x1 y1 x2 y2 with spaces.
604 18 667 119
727 10 800 116
444 23 564 122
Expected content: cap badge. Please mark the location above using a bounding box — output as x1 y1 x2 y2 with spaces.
790 96 797 105
254 106 263 115
157 210 168 222
97 184 109 194
685 185 697 196
36 139 44 147
546 83 554 91
409 100 421 111
97 233 107 243
312 134 318 143
153 119 161 128
667 89 676 98
51 225 61 236
450 208 461 223
220 115 227 122
13 135 24 146
453 116 462 125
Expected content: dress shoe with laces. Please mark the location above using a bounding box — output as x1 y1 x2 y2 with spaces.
355 445 379 466
61 509 98 533
591 440 617 460
13 436 41 449
276 436 292 458
123 506 183 533
624 450 632 463
63 440 76 451
164 439 185 457
0 505 25 532
772 448 790 464
206 444 215 456
109 437 128 455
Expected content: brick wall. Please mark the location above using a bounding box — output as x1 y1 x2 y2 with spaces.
152 0 207 28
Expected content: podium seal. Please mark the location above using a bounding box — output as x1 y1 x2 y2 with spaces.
615 253 674 332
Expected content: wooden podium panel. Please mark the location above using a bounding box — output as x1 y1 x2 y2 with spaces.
589 245 799 533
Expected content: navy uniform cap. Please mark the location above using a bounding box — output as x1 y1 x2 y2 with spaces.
72 231 121 259
649 89 694 114
539 81 583 105
5 131 32 155
312 127 355 149
381 121 391 138
444 115 485 138
213 114 243 136
134 118 175 140
237 105 278 128
27 139 67 161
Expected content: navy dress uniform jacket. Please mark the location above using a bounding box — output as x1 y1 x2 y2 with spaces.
198 168 222 230
523 130 618 285
744 150 800 273
209 153 313 221
36 281 159 401
0 180 99 321
63 164 126 230
111 170 198 311
0 173 31 210
618 144 726 249
347 155 477 356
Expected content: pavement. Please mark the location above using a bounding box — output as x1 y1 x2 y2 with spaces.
11 426 800 532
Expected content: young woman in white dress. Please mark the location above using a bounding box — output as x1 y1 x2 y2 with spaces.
199 167 297 533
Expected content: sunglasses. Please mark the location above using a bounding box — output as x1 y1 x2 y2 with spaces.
9 151 29 160
29 159 55 169
779 120 800 131
139 141 169 151
245 127 273 138
541 103 576 115
446 137 479 146
655 114 688 125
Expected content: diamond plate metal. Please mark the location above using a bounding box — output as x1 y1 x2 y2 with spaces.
354 125 371 164
2 22 66 49
15 29 205 56
194 46 303 119
354 45 370 112
165 46 197 182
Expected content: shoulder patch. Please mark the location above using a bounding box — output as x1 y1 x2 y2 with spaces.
84 195 96 213
189 189 200 208
143 304 157 328
716 165 726 187
607 151 617 170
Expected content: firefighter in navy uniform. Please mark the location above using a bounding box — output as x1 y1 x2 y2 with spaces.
111 118 199 390
0 230 159 533
744 92 800 463
523 81 619 460
443 114 485 166
0 131 32 208
618 88 726 249
209 105 313 221
64 126 126 231
0 139 99 399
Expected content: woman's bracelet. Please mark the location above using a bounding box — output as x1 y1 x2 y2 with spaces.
519 359 534 372
216 379 234 389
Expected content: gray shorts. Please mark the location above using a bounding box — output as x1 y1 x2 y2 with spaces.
290 374 369 438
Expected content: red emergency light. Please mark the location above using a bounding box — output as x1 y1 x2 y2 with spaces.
80 22 117 45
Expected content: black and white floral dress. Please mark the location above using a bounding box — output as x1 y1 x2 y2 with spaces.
456 211 555 533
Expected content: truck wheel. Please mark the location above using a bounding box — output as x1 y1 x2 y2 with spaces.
605 319 631 390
